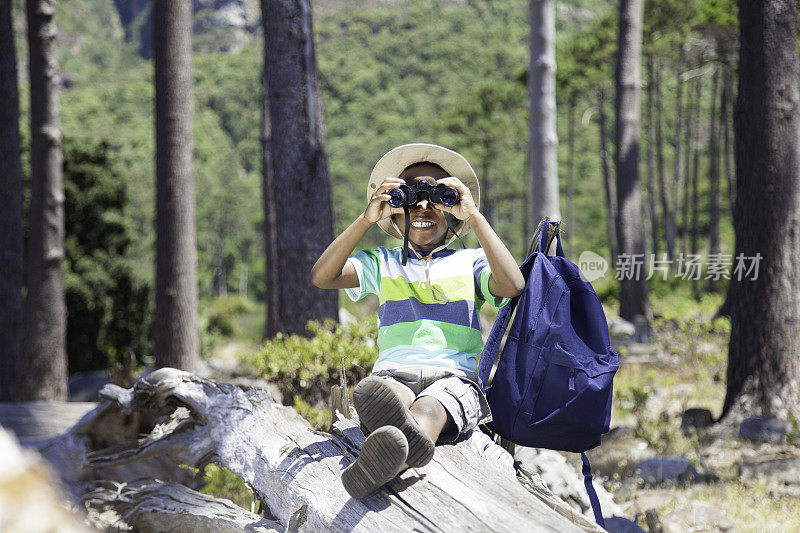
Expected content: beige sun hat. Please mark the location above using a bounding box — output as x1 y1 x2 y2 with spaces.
367 143 480 242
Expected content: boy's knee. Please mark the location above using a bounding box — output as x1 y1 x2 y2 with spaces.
410 396 448 425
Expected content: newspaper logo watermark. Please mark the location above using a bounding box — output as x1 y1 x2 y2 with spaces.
578 250 609 282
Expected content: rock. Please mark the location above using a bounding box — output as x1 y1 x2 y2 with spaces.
623 488 679 516
609 316 636 339
515 447 621 518
603 515 647 533
681 407 714 434
630 456 701 488
661 500 736 533
740 453 800 489
585 427 656 480
68 371 111 402
739 417 790 444
633 315 651 343
0 427 92 532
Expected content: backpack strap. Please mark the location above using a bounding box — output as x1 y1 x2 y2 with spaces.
581 452 605 528
537 219 565 257
479 252 537 388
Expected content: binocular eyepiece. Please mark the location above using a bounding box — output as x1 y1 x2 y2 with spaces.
388 181 460 208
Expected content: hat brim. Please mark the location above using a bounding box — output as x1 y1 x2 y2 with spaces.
367 143 480 243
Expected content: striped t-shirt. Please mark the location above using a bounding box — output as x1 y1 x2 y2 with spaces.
345 246 509 375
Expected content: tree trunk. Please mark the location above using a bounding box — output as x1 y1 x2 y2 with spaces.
654 61 674 267
567 96 576 258
529 0 561 224
598 89 618 264
20 0 68 401
262 0 338 336
707 67 721 291
615 0 649 323
722 0 800 420
153 0 200 370
722 67 735 218
0 1 24 401
645 56 659 258
689 73 703 299
681 75 694 257
672 65 686 259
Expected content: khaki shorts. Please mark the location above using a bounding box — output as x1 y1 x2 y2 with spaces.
372 366 492 443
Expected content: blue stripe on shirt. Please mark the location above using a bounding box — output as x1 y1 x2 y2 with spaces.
378 297 479 330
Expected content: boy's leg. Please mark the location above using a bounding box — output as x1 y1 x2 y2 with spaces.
353 376 435 467
408 396 457 444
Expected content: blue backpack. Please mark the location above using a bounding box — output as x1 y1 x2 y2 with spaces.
478 220 619 527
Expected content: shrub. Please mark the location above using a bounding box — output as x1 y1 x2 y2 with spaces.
249 317 378 409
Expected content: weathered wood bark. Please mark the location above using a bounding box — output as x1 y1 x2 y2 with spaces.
261 0 338 337
722 0 800 420
615 0 650 323
529 0 561 224
21 0 68 401
0 0 24 401
154 0 200 370
34 369 601 532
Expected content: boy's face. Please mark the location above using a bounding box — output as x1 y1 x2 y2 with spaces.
391 164 451 251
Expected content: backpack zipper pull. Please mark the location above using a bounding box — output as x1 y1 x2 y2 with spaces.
568 368 576 391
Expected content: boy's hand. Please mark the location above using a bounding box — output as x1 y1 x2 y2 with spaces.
364 177 405 223
434 177 480 223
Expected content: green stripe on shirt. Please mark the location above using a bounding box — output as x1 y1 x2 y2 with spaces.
379 275 474 304
378 319 484 354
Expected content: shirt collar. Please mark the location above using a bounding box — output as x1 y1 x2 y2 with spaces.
407 246 455 260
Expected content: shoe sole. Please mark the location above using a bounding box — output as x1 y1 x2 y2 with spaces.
341 426 408 499
353 376 435 467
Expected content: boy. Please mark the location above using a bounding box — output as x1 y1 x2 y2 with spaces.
311 143 524 499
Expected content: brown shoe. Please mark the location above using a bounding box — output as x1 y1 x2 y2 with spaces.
353 376 435 467
341 425 408 499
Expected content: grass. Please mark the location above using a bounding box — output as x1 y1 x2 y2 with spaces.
660 482 800 533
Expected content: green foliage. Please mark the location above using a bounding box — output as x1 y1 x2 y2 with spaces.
200 465 253 510
249 317 377 404
203 296 257 337
293 394 334 431
63 138 151 371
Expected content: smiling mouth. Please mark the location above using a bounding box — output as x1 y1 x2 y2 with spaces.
411 220 435 229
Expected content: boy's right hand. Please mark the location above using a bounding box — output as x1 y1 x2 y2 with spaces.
364 177 405 223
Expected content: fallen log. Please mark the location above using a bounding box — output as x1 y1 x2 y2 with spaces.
33 368 603 532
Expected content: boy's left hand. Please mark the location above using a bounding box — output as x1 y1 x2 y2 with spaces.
434 177 480 223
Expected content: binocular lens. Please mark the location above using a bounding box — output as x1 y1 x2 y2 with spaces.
439 187 459 206
386 183 460 207
388 188 408 207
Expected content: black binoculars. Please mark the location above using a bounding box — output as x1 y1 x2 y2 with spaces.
388 181 460 208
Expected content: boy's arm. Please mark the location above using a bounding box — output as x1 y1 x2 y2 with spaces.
436 177 525 299
468 213 526 298
311 177 405 289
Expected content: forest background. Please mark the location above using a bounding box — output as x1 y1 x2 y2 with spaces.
9 0 737 373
